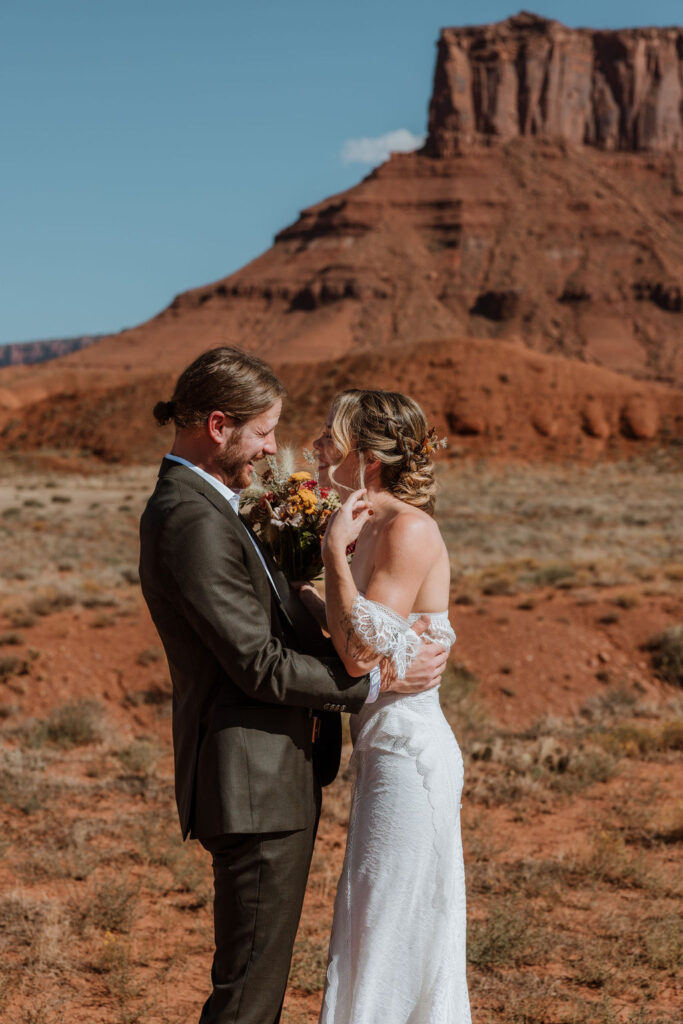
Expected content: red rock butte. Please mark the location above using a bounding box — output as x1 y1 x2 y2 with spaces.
1 11 682 462
426 11 683 155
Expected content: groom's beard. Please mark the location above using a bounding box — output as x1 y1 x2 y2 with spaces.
215 434 260 490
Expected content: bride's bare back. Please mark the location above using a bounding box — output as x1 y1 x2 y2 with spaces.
350 495 451 616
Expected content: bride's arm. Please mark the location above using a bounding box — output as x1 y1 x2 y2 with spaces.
322 490 439 675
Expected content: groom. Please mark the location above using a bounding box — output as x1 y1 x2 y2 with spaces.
139 346 447 1024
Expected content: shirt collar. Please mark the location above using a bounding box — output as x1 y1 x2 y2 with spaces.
164 453 241 513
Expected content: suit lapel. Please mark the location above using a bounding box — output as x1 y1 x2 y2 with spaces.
159 458 300 635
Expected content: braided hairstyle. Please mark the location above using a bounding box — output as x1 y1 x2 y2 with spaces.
329 389 438 515
152 346 286 429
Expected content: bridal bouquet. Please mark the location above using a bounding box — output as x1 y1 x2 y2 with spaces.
239 448 340 581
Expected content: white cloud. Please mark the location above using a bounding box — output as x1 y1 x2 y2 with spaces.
341 128 425 166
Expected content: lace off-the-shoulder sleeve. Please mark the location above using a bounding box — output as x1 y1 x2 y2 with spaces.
350 594 422 679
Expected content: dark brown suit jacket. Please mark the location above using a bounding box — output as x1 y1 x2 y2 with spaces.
139 458 369 839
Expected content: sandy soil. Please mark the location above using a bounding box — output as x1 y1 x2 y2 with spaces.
0 457 680 1023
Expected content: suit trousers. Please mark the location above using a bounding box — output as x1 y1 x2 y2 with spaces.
198 816 319 1024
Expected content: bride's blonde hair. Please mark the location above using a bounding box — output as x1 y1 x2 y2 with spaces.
329 389 438 516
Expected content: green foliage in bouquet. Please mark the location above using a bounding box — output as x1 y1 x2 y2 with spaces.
239 448 340 582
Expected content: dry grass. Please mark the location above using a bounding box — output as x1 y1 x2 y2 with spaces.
72 876 140 935
467 898 544 967
288 935 328 995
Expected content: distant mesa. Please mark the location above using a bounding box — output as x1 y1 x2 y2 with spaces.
425 11 683 156
0 335 102 368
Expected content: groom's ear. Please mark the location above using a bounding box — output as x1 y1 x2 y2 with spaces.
206 410 237 443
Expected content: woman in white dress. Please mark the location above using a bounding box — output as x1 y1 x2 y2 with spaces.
302 388 471 1024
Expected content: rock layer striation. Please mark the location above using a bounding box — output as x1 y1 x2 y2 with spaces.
426 11 683 155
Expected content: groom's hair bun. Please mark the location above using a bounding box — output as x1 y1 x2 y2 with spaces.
329 389 438 516
153 400 175 426
152 346 286 429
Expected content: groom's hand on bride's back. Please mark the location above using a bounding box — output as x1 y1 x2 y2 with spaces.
379 616 447 693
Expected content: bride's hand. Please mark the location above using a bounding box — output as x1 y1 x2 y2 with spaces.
322 489 373 561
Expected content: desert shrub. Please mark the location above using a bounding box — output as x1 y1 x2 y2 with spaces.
0 891 50 948
595 720 683 757
467 898 542 966
0 890 70 974
28 591 76 616
611 593 639 609
123 682 172 708
643 625 683 686
440 663 489 742
0 631 24 646
50 494 71 503
73 877 139 935
597 612 620 625
0 655 29 683
117 739 161 775
643 915 683 971
0 748 49 814
581 831 649 889
90 613 116 629
288 934 327 994
44 699 105 748
8 609 36 628
135 647 163 667
481 575 517 596
580 687 637 721
491 973 558 1023
81 595 118 609
527 563 577 587
550 747 618 792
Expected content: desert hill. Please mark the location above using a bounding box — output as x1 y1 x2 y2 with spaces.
3 338 680 465
1 12 682 459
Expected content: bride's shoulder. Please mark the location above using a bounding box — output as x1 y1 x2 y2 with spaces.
377 507 442 557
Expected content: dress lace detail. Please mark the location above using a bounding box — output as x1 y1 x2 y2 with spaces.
320 598 471 1024
350 594 423 677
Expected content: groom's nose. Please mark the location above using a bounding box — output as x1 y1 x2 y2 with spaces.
262 432 277 456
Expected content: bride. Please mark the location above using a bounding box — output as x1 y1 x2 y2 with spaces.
301 388 471 1024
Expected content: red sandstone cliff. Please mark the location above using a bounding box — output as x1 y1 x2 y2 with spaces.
426 12 683 155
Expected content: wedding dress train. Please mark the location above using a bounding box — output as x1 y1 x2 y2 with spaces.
319 596 471 1024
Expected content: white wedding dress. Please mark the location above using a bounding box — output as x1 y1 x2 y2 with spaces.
319 595 471 1024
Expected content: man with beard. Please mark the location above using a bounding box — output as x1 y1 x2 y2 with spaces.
139 346 447 1024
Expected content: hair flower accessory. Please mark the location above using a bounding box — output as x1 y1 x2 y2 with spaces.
420 427 448 457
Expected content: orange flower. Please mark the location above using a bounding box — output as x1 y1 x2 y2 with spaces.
298 487 319 512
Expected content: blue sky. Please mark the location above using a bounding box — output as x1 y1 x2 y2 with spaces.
2 1 681 345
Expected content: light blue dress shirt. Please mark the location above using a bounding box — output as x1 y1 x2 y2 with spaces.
163 454 381 703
